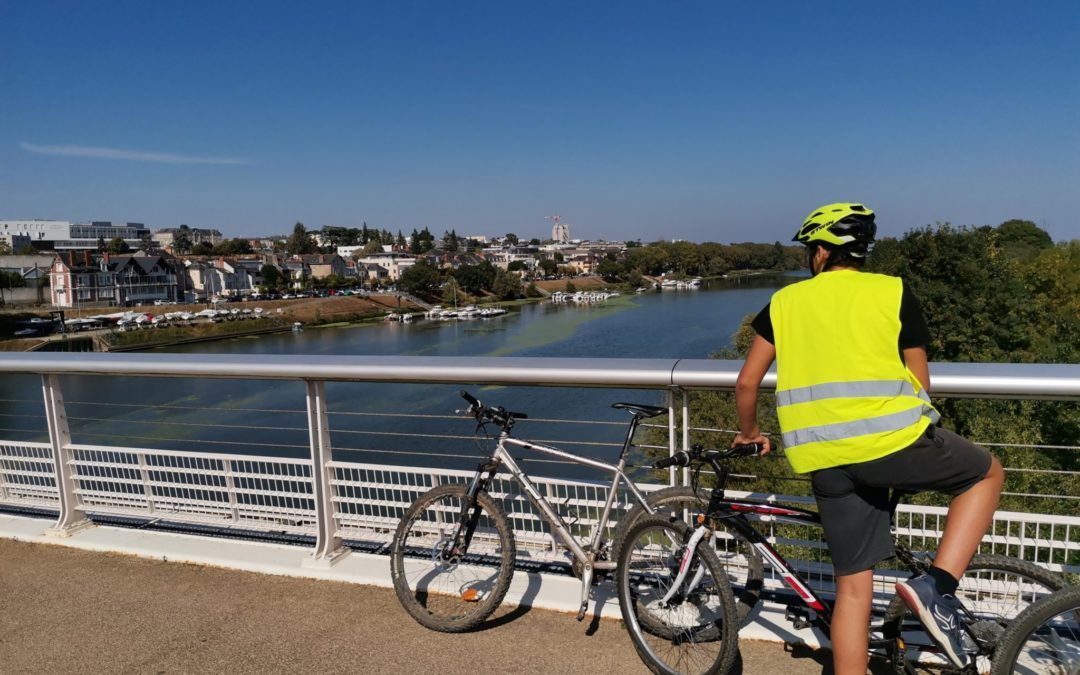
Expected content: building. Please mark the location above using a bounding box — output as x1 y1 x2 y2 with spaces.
183 258 259 301
551 220 570 244
50 252 181 308
353 251 416 281
152 226 224 253
297 254 348 280
2 220 152 252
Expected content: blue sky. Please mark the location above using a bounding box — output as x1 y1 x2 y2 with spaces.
2 1 1077 242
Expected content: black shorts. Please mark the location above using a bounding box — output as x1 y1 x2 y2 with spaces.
810 425 993 576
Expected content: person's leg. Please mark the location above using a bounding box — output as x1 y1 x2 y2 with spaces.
832 570 874 675
931 454 1004 579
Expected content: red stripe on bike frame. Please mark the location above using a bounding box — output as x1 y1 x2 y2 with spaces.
784 575 826 612
727 503 807 517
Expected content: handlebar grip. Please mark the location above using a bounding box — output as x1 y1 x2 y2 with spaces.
460 390 480 407
653 451 690 470
729 442 764 458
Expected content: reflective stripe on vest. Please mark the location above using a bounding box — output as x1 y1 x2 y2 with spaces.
782 402 941 448
777 379 916 407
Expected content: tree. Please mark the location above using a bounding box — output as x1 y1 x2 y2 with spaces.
139 232 156 252
504 233 519 245
507 260 527 273
191 242 214 256
539 258 558 277
996 220 1054 261
212 238 254 256
492 269 523 300
354 240 383 257
525 282 543 298
597 258 624 282
106 237 131 254
399 259 442 298
173 225 193 255
0 240 12 255
0 270 26 288
442 277 461 305
564 280 577 293
452 261 497 295
409 228 435 254
287 222 318 255
529 238 541 246
260 264 283 292
442 229 460 252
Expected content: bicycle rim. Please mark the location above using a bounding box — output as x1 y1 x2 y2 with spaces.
389 484 515 632
618 514 739 675
992 586 1080 675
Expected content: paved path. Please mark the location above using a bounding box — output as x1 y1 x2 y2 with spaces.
0 538 836 674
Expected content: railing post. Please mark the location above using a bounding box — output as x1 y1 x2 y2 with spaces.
42 374 92 536
137 452 156 513
666 389 677 486
303 379 349 567
681 389 690 488
224 459 240 524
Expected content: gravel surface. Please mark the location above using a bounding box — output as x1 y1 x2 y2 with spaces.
0 538 836 674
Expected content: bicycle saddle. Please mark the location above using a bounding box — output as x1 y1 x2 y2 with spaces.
611 402 666 418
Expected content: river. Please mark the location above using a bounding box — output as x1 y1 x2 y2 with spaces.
1 274 801 478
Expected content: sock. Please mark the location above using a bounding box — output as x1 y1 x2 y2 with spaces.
928 565 959 596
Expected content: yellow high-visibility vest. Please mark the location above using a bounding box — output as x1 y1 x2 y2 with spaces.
770 269 939 474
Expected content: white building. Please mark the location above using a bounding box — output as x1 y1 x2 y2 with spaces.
353 251 416 281
552 221 571 244
2 220 151 251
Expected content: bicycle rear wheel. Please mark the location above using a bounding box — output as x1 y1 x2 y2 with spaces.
882 554 1066 669
617 514 739 675
389 484 516 632
614 485 764 627
990 585 1080 675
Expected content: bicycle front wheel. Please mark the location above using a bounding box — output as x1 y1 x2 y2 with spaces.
617 514 740 675
990 585 1080 675
613 485 764 627
389 484 516 632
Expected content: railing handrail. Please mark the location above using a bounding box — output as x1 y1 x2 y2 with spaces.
1 353 1077 399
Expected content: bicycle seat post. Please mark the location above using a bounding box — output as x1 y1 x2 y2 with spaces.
618 414 642 462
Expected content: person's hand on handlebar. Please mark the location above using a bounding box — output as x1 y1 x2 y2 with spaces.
733 429 771 455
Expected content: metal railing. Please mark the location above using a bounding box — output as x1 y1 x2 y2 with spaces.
1 353 1077 588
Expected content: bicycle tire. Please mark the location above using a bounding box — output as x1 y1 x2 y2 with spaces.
882 554 1066 668
989 585 1080 675
389 483 516 632
617 513 740 675
613 485 765 627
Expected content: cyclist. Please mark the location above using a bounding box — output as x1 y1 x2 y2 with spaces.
732 203 1004 673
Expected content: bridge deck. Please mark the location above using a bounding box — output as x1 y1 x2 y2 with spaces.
0 537 844 674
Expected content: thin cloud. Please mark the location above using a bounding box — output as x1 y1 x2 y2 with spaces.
19 142 253 165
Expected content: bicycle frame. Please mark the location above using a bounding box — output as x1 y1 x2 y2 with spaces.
452 413 659 618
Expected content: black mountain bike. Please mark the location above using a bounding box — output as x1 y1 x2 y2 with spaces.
617 444 1066 675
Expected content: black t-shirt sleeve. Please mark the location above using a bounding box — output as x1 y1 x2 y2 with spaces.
751 303 774 344
899 284 931 350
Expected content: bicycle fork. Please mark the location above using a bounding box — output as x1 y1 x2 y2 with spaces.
449 459 500 557
660 526 711 606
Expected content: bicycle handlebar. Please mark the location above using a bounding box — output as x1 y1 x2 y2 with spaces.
459 390 528 431
652 443 764 470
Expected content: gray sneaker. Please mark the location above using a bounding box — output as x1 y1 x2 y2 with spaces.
895 574 969 669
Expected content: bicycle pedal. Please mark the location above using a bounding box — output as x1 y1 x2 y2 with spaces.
784 605 812 630
575 602 587 622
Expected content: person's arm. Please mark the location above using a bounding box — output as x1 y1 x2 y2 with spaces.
734 335 776 453
903 345 931 392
